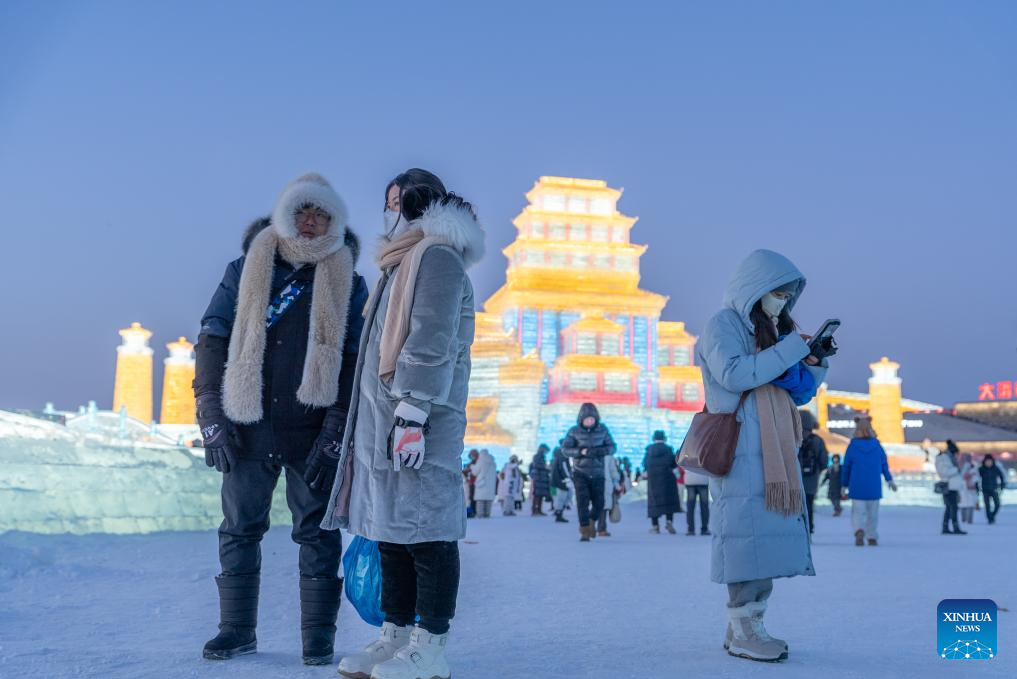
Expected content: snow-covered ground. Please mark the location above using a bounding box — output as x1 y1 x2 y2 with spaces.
1 502 1013 678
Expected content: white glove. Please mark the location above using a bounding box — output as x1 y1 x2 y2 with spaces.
391 401 428 471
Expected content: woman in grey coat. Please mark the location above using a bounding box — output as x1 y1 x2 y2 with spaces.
324 169 483 679
698 249 830 663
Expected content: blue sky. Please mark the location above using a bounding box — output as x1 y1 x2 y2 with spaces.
1 0 1015 411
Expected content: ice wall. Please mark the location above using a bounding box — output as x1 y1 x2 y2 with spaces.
0 411 290 534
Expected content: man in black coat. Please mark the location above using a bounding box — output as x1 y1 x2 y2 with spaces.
529 444 552 516
643 431 682 534
978 454 1007 524
193 174 368 665
797 410 828 533
561 403 616 541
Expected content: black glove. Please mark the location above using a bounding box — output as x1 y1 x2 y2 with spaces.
304 408 345 490
809 336 838 361
196 392 237 473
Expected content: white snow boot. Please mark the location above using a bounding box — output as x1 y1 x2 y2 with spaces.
370 626 450 679
337 622 410 679
726 601 788 662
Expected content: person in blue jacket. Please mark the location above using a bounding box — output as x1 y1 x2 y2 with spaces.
697 249 833 663
840 415 897 546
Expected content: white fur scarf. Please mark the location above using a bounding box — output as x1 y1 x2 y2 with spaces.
223 227 354 424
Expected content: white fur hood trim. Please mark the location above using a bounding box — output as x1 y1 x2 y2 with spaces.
414 200 485 268
272 172 349 253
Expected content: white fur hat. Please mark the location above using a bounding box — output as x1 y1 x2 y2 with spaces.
271 172 349 243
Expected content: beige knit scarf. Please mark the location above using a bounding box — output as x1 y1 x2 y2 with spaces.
755 383 805 516
222 226 354 424
367 228 450 383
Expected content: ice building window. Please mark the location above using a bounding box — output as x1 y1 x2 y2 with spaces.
659 382 676 401
570 372 597 391
673 346 691 366
681 383 701 402
600 336 620 355
568 223 587 241
543 193 566 212
530 221 545 238
611 226 626 243
572 253 589 268
656 345 671 366
549 252 566 267
576 332 597 354
550 222 566 240
615 256 633 271
593 254 611 269
591 197 613 215
604 373 631 392
568 196 588 213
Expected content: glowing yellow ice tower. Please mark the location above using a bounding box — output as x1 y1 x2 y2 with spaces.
160 337 196 425
113 322 153 423
868 357 904 443
470 177 705 465
485 177 667 324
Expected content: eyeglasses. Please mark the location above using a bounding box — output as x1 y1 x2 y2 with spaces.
296 208 331 226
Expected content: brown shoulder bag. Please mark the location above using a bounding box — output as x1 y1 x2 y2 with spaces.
677 391 750 478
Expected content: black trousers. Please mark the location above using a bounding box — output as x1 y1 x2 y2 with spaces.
573 473 605 526
686 484 710 533
218 457 342 579
830 493 842 513
804 493 816 532
942 490 961 530
379 541 460 635
651 513 673 527
983 490 1001 522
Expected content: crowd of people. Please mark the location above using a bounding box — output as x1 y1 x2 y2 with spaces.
463 410 1009 551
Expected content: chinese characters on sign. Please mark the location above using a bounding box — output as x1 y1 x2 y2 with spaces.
978 381 1017 401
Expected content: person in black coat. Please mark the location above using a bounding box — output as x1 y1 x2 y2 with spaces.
821 454 844 516
549 446 573 523
979 454 1007 524
529 444 552 516
193 174 369 665
643 431 682 534
561 403 616 541
797 410 829 533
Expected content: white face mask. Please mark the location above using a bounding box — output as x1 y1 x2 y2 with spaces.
761 292 789 319
384 209 405 237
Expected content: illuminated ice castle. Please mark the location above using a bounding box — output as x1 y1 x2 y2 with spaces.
465 177 705 466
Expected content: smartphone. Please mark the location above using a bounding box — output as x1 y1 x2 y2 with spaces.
809 319 840 353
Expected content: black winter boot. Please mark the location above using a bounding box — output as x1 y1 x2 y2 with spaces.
300 576 343 665
203 574 259 660
554 511 568 523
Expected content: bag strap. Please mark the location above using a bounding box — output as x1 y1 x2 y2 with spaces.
702 389 751 415
265 278 309 329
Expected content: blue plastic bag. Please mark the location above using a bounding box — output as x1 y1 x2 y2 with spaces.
343 535 384 627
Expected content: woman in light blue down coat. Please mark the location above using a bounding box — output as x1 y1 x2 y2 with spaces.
697 249 828 663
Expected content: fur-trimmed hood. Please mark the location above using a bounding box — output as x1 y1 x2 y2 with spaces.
411 200 485 268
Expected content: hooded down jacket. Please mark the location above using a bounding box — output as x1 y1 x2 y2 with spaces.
561 403 616 480
698 250 827 584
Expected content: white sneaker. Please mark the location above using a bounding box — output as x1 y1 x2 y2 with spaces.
370 626 450 679
337 622 410 679
727 602 788 662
